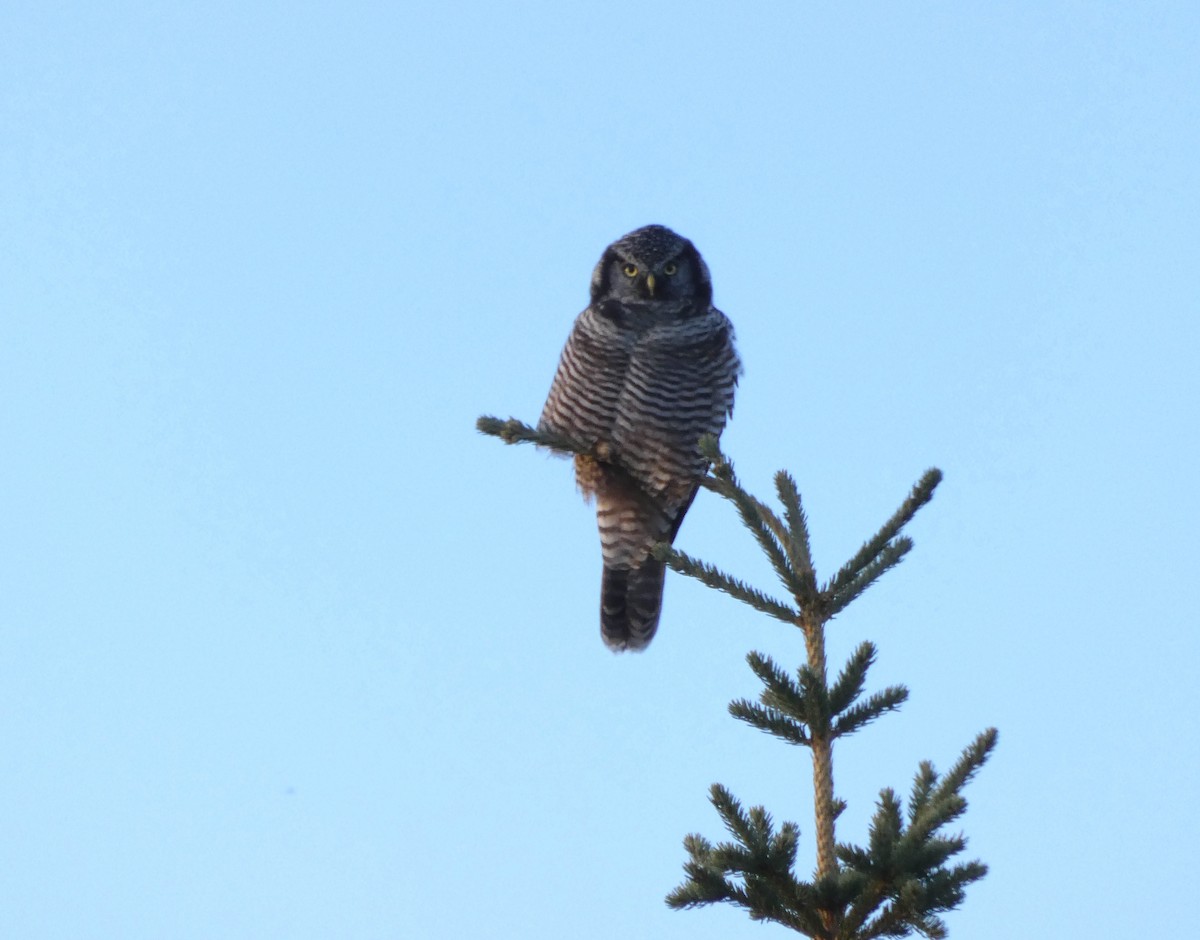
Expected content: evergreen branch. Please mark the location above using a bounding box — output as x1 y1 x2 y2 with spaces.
674 726 994 938
832 686 910 739
775 471 820 602
936 728 998 803
729 698 811 746
861 904 947 940
867 788 905 863
825 538 913 618
735 490 792 560
771 820 803 872
746 651 809 720
667 833 747 909
836 844 873 871
711 783 764 852
828 642 877 716
938 860 989 899
796 663 833 735
748 805 777 853
835 791 906 938
753 496 792 547
751 494 811 601
653 544 798 623
907 834 969 872
479 420 743 517
707 842 756 876
828 872 871 940
907 729 998 844
727 482 803 601
825 469 942 601
837 730 996 938
907 762 939 825
694 437 809 604
918 859 989 912
666 876 749 911
476 415 584 455
668 790 828 937
837 884 885 940
786 902 831 939
855 851 988 940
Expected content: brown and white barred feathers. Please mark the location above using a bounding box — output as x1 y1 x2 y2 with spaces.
539 225 740 651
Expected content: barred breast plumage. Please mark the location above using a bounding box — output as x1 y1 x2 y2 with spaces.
540 224 740 651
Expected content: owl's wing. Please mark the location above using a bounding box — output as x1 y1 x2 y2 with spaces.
538 305 632 447
612 309 740 500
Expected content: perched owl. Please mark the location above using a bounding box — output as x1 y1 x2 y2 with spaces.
539 225 740 651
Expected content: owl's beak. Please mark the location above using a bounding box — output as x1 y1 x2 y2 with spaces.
645 273 656 296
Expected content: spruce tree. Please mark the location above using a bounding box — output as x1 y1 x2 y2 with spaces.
478 415 995 939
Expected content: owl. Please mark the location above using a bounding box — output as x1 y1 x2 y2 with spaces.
539 225 740 651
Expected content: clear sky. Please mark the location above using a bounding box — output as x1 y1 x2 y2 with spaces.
2 2 1197 937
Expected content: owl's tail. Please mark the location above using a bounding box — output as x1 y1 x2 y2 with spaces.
600 562 667 651
593 469 699 652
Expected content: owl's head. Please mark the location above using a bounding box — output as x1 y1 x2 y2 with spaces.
590 224 713 307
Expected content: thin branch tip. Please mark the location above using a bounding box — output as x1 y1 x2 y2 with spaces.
475 414 534 444
917 467 944 500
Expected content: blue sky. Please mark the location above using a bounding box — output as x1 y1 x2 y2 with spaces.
2 2 1197 937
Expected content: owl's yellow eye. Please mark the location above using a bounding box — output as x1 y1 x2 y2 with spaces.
622 263 638 278
663 262 677 275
